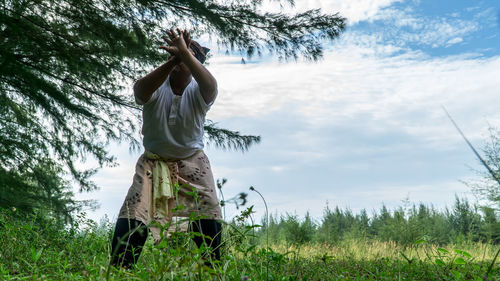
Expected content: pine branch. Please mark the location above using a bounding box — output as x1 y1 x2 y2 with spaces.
204 120 261 152
443 107 500 186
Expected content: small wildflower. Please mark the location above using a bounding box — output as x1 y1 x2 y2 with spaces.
217 178 227 189
238 192 248 206
11 207 16 212
241 276 249 281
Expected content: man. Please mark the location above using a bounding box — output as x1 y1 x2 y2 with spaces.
111 29 222 268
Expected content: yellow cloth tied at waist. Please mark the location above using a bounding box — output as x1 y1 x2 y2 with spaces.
144 150 178 219
144 150 202 219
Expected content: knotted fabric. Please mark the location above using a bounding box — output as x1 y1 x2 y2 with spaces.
144 150 177 218
118 150 222 242
190 40 210 64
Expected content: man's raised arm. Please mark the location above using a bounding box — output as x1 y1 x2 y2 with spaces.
163 29 217 105
179 49 217 105
133 56 178 105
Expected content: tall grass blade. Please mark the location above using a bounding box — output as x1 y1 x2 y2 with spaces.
250 186 269 280
442 106 500 186
485 247 500 280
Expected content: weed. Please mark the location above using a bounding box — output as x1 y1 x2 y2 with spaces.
0 188 498 280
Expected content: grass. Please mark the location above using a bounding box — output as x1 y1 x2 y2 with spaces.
0 208 498 280
274 239 499 261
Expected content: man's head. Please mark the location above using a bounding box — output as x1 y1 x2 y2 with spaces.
171 40 210 81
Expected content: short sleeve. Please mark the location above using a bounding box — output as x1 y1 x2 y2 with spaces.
142 88 160 106
134 78 167 105
188 80 217 113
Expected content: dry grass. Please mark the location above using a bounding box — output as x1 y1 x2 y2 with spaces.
271 239 500 262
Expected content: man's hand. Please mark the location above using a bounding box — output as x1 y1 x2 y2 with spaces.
160 29 193 61
160 28 218 105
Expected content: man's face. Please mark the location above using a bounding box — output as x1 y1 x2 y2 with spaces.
171 48 196 77
172 62 190 75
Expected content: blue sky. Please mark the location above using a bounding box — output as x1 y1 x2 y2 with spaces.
77 0 500 223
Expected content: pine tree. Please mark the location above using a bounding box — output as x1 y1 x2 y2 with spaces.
0 0 345 221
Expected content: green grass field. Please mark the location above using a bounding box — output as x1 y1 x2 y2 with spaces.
0 208 498 280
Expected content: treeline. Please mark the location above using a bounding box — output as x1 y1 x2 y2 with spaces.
256 197 499 245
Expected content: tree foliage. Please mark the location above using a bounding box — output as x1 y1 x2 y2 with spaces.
204 120 261 152
260 198 499 245
0 0 345 220
466 127 500 211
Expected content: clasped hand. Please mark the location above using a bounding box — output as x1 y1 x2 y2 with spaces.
160 28 193 63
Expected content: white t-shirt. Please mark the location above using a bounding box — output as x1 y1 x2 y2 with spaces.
137 76 215 159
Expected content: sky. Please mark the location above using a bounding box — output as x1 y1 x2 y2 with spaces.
76 0 500 224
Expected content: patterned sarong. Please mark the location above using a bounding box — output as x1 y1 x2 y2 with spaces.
118 150 222 241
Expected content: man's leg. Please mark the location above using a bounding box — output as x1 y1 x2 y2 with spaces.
110 218 148 268
190 219 222 262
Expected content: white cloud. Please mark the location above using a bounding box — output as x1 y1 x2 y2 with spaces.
208 38 500 150
372 8 479 48
260 0 403 24
270 165 286 172
299 0 405 24
446 37 463 46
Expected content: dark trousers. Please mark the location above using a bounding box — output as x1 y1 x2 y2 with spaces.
110 218 222 268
